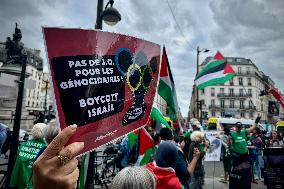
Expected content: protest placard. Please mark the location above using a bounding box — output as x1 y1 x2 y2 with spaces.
204 131 221 161
43 28 160 155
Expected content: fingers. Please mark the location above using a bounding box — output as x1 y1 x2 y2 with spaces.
59 159 78 175
41 125 77 160
59 142 84 160
65 167 80 189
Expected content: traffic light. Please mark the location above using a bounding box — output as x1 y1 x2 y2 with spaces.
197 101 202 109
204 112 208 119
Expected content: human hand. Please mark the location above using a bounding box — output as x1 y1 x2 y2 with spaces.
193 147 200 159
205 141 210 148
255 116 261 124
33 125 84 189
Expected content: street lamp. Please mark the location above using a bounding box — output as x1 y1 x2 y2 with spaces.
5 23 28 188
95 0 121 29
85 1 121 189
196 46 210 122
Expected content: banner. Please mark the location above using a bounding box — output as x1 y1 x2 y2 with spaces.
268 100 279 116
204 131 221 161
43 28 160 155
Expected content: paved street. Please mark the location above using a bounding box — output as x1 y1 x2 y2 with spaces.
204 161 266 189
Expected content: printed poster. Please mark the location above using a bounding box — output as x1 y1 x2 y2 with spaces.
268 100 279 116
204 131 221 161
43 28 160 155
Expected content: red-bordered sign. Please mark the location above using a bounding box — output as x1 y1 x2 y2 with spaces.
43 28 160 155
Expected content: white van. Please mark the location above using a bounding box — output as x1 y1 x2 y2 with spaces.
208 117 264 131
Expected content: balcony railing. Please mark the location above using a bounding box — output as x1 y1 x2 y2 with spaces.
208 105 220 109
237 72 255 77
217 93 252 98
218 105 256 110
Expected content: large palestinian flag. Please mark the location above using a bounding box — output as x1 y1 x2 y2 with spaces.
194 51 236 90
158 47 176 119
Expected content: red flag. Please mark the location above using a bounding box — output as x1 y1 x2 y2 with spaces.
139 128 155 155
269 88 284 108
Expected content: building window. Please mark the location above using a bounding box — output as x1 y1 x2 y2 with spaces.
261 104 263 111
246 67 250 74
236 58 243 63
211 99 215 106
249 100 253 109
227 58 233 62
248 78 251 86
220 88 224 95
221 111 225 117
229 78 234 85
201 89 205 94
229 88 234 96
230 100 234 108
249 112 254 118
212 111 216 117
248 89 252 96
241 111 245 118
238 67 242 74
211 88 215 96
220 100 225 108
240 100 244 109
239 77 243 85
239 89 243 96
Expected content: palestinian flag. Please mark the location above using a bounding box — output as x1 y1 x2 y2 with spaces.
137 128 156 165
150 103 171 128
194 51 236 90
128 128 155 165
158 46 176 119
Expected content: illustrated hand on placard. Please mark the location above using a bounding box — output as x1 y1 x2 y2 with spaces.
115 48 157 125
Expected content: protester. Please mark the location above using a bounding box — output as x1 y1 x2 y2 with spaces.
188 130 207 189
116 135 131 169
10 123 47 189
110 166 156 189
219 127 231 184
268 131 284 147
145 141 182 189
33 125 84 189
159 127 174 141
0 123 7 153
35 119 59 160
175 137 200 189
229 116 261 189
250 127 263 181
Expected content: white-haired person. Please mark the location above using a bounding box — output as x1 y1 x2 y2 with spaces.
188 130 208 189
35 119 59 160
110 166 156 189
10 123 47 189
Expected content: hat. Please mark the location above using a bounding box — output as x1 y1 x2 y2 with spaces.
235 122 243 128
155 141 178 168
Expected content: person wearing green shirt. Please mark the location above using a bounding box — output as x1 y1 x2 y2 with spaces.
228 116 261 189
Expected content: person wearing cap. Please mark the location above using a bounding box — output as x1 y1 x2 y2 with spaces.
229 116 261 189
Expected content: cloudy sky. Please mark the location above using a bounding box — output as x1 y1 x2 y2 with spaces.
1 0 283 117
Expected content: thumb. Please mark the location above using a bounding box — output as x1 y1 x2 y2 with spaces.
41 125 77 160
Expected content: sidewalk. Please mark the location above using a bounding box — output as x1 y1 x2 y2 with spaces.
203 177 266 189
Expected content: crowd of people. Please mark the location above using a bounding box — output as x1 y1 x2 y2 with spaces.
0 116 283 189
